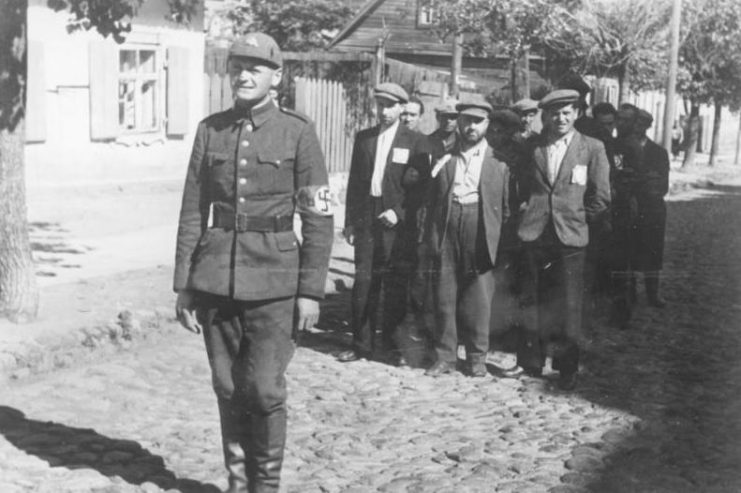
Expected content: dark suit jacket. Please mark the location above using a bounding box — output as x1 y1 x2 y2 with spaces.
345 123 427 253
517 131 611 248
425 145 510 266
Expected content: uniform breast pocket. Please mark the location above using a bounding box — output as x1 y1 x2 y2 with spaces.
257 151 295 193
205 152 233 196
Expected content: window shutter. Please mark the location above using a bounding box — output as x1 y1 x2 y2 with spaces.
167 46 190 136
89 39 119 141
26 40 47 143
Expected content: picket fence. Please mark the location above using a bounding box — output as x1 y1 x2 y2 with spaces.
294 77 354 173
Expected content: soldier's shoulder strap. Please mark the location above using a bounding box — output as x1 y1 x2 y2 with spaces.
280 107 312 124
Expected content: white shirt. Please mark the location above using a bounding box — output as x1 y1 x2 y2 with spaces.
452 138 488 204
546 130 575 183
370 121 399 197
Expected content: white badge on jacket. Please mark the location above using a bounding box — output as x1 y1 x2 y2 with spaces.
392 147 410 164
571 165 588 186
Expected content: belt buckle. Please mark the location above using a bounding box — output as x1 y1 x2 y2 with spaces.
235 212 249 233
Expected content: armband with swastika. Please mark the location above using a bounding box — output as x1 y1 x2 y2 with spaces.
295 184 334 216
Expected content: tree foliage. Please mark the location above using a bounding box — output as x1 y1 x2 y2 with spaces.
226 0 354 52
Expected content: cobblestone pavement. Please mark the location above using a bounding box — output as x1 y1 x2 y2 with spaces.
2 186 741 492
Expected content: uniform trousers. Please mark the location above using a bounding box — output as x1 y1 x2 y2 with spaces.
197 293 295 493
351 198 414 355
517 225 586 375
433 201 495 364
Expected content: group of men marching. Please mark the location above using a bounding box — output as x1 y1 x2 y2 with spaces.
171 31 670 492
339 81 670 393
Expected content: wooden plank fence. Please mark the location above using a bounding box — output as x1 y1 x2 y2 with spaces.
294 77 353 173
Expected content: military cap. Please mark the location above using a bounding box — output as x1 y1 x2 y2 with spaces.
456 101 493 119
374 82 408 103
490 109 521 128
538 89 580 109
512 98 539 115
435 98 459 115
229 33 282 68
637 109 654 126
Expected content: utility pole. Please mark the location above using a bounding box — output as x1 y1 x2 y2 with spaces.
662 0 682 152
450 34 463 98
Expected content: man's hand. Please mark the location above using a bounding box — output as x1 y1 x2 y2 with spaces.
175 290 202 334
402 167 420 186
296 297 320 332
378 209 399 228
342 225 355 246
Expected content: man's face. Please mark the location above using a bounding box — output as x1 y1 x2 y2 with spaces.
595 113 616 137
546 103 577 138
459 114 489 144
401 102 422 130
229 57 281 105
376 98 403 126
436 112 458 133
616 109 636 137
520 110 537 131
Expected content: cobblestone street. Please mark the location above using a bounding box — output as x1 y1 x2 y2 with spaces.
1 185 741 493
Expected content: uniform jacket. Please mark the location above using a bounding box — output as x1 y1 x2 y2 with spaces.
174 101 333 301
517 131 611 248
425 144 511 266
345 123 427 252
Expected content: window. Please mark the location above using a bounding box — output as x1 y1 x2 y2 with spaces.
118 47 161 133
417 2 437 27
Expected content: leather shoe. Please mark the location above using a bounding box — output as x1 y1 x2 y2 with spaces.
558 371 578 391
425 360 455 377
469 362 488 378
501 365 542 378
337 350 369 362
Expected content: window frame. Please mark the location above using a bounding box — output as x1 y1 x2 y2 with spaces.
116 43 164 136
416 0 437 28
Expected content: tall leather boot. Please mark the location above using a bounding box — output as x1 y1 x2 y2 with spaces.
645 272 666 308
249 410 287 493
218 398 251 493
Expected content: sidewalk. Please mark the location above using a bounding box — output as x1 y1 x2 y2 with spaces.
0 159 737 380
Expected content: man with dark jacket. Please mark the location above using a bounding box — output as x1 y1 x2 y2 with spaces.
423 101 510 378
340 82 427 365
504 89 611 390
174 33 333 493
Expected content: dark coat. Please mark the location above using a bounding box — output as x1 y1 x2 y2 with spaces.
174 102 333 301
517 131 611 247
425 145 511 267
345 123 428 255
633 138 670 271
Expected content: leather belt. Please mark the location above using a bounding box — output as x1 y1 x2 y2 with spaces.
213 212 292 232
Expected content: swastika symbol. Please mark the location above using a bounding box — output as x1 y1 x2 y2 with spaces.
315 188 332 213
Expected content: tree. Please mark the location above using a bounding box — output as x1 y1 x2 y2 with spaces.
545 0 671 102
226 0 354 52
0 0 193 322
678 0 741 167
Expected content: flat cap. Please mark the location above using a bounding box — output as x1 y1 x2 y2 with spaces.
456 101 493 119
490 109 521 128
229 33 282 68
539 89 580 109
435 98 459 115
637 109 653 125
374 82 408 103
512 98 539 114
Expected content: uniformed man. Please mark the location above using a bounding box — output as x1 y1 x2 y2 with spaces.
173 33 333 493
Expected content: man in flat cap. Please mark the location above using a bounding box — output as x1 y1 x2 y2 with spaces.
505 89 610 390
423 101 510 377
512 98 540 144
428 98 460 157
341 82 427 365
174 32 333 492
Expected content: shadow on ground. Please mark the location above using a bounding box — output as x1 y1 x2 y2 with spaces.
0 406 219 492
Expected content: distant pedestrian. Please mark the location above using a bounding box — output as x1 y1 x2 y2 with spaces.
671 121 684 160
340 83 427 366
173 33 333 493
504 89 611 390
401 96 425 133
423 101 510 378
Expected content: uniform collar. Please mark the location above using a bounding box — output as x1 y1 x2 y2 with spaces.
232 99 278 128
